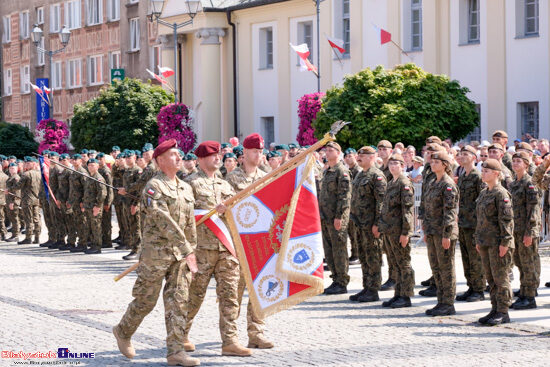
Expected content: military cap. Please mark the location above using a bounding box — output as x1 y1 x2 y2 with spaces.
482 158 501 171
516 142 533 152
325 142 342 152
142 143 154 152
0 156 4 161
60 153 70 160
87 158 99 165
135 151 142 158
344 147 357 156
153 139 178 159
263 148 269 155
234 150 243 158
96 152 105 159
492 130 508 138
274 144 289 151
357 146 376 155
31 157 39 163
377 140 392 149
8 162 17 167
431 151 452 164
426 143 444 152
88 149 97 154
288 143 299 150
233 145 244 154
488 143 504 152
185 153 197 161
195 141 220 158
126 150 136 157
49 152 59 157
8 155 16 160
16 159 23 163
41 151 49 155
123 149 130 154
72 154 82 160
267 151 281 160
388 153 405 164
460 145 477 156
117 153 126 159
425 136 442 145
223 152 237 162
111 146 121 152
221 142 232 149
412 156 424 164
23 156 31 162
243 133 265 149
80 149 89 154
512 151 530 165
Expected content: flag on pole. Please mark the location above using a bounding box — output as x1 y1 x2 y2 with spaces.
194 209 236 258
146 68 168 84
372 23 392 45
158 66 175 78
38 155 57 205
290 43 318 75
325 35 346 54
30 82 44 95
43 86 51 95
225 153 324 318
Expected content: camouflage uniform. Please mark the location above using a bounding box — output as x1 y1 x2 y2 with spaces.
15 169 42 241
116 171 196 357
379 174 415 298
457 168 486 293
500 163 514 190
475 184 515 313
423 174 459 306
6 173 21 238
49 165 67 243
184 168 240 347
502 152 513 172
350 166 386 291
127 161 157 240
0 171 8 239
319 161 352 286
98 165 114 245
68 166 89 246
225 166 267 340
82 171 107 251
112 164 127 244
58 168 76 245
122 165 142 252
39 180 54 243
509 174 541 297
347 164 362 259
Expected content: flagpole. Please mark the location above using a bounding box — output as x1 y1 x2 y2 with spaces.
315 0 321 93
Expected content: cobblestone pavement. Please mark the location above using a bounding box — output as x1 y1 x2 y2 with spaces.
1 227 550 366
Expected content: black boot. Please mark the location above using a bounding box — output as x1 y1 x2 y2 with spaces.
349 288 368 301
390 296 411 308
419 285 437 297
430 304 456 316
455 288 473 301
486 312 510 326
102 242 113 248
324 283 347 295
84 247 102 254
425 303 442 316
324 282 337 294
58 243 73 251
478 309 497 324
122 251 139 261
511 296 536 310
357 290 380 303
48 241 61 249
380 279 396 291
6 235 19 243
466 292 485 302
348 256 360 265
40 240 52 247
17 238 32 245
420 276 434 287
546 282 550 288
70 245 87 253
382 296 399 307
115 243 128 250
513 289 521 298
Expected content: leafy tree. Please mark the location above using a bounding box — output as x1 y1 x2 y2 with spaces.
0 122 39 157
314 63 479 149
71 78 174 151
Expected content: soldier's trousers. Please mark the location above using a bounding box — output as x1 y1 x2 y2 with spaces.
358 226 382 291
22 205 41 240
237 273 265 339
513 233 540 298
114 202 126 243
426 235 456 305
382 236 397 282
123 204 141 252
49 201 67 242
75 206 89 245
40 197 54 242
185 249 240 347
116 255 191 356
321 219 350 286
102 206 112 244
63 205 77 245
458 227 485 293
85 208 103 250
7 207 20 237
385 233 415 297
0 205 6 238
479 245 514 313
348 220 360 259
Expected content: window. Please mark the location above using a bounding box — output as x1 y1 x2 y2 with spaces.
525 0 538 36
51 61 62 89
50 4 61 33
468 0 479 43
20 11 30 39
259 27 273 69
20 65 30 94
297 21 313 65
109 51 121 69
86 0 103 25
128 0 139 3
37 37 45 66
519 102 539 138
465 104 481 142
152 45 162 71
411 0 422 50
108 0 120 21
261 117 275 146
2 16 11 43
342 0 350 55
4 69 12 96
88 55 103 85
36 7 45 25
67 59 82 88
65 0 82 30
129 17 140 51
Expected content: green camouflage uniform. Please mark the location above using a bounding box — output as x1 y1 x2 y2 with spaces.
6 174 21 237
98 165 114 245
0 171 8 238
502 152 513 172
127 161 157 241
68 166 89 245
347 164 362 259
14 169 42 241
58 168 75 244
39 177 54 243
112 165 127 244
122 165 142 252
49 165 66 243
82 171 107 250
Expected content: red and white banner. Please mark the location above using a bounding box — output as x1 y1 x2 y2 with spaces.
146 68 168 84
290 43 318 74
326 35 346 53
194 209 236 258
158 66 175 78
372 24 392 45
226 154 324 318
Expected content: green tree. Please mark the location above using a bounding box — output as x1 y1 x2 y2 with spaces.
314 63 479 149
71 78 173 151
0 122 39 157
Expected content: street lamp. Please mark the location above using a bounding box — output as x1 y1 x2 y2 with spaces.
149 0 202 102
32 24 71 117
313 0 324 93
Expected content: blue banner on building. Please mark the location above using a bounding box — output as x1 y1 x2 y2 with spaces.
36 78 50 122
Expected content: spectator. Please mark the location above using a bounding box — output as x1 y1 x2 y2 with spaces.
409 156 424 183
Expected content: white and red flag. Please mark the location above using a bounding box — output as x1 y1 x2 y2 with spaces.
372 23 392 45
290 43 318 75
146 68 168 85
43 86 51 95
30 82 44 95
194 209 236 258
326 35 346 53
226 153 324 318
158 65 175 78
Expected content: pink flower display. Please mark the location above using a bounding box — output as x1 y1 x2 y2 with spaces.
35 119 70 154
297 92 324 146
157 103 197 153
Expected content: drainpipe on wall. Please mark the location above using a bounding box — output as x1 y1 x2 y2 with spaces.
226 9 239 139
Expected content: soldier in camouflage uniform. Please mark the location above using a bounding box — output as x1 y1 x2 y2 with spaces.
68 154 90 253
516 142 537 176
112 153 127 249
533 153 550 288
57 154 76 249
225 133 273 349
422 151 459 316
119 151 142 259
184 141 252 357
97 153 114 248
488 143 513 190
48 152 67 249
509 151 541 310
38 166 54 247
492 130 513 172
476 158 515 326
456 145 486 302
344 147 362 264
113 139 200 366
378 153 415 308
5 163 21 242
349 146 386 303
0 165 8 241
82 159 107 254
320 142 352 295
15 159 42 245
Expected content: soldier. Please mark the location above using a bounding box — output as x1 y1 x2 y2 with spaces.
516 142 537 176
349 146 387 303
266 151 282 172
98 153 114 248
82 159 107 254
119 151 142 260
533 154 550 288
57 154 76 250
110 145 121 160
288 143 299 158
222 153 238 177
456 146 486 302
15 158 42 245
183 153 198 176
492 130 513 172
488 143 513 189
113 139 200 366
509 151 541 310
275 144 290 163
344 147 362 265
0 163 8 241
225 133 274 349
47 152 67 249
112 152 127 249
183 141 252 357
68 154 90 253
5 163 21 242
320 142 352 295
378 153 415 308
422 151 459 316
476 158 514 326
38 155 55 247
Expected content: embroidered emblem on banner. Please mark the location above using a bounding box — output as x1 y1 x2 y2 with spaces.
235 202 260 229
268 204 289 253
258 275 284 303
287 243 315 271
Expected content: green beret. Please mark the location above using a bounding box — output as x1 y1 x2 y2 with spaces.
142 143 154 152
232 145 243 154
96 152 105 159
117 153 126 159
72 154 82 160
275 144 289 151
87 158 99 165
184 153 197 161
223 152 237 162
112 146 121 152
60 153 70 160
80 149 89 154
135 151 142 158
344 148 357 156
9 162 17 167
16 159 23 163
288 143 298 150
8 155 16 160
126 150 136 157
221 143 232 149
88 149 97 154
267 151 281 160
49 152 59 157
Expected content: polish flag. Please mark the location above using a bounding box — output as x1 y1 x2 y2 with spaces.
158 66 175 78
372 24 392 45
146 68 168 84
326 35 345 53
290 43 318 74
43 86 51 95
29 82 44 95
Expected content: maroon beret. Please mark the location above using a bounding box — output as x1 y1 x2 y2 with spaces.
243 133 265 149
153 139 178 159
195 141 221 158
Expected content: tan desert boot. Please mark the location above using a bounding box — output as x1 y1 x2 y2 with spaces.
112 326 136 359
248 334 274 349
167 351 200 366
183 337 195 352
221 343 253 357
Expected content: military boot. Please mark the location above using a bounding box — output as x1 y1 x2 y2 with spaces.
183 337 195 352
511 296 536 310
513 289 521 298
102 242 113 248
390 296 411 308
357 290 379 303
380 278 395 291
70 245 87 253
6 235 19 243
39 240 52 247
323 282 337 294
486 312 510 326
221 343 252 357
430 304 456 316
425 303 442 316
48 240 61 249
420 276 434 286
324 283 347 295
466 292 485 302
455 288 473 301
112 326 135 359
382 295 399 307
419 284 437 297
167 351 200 366
85 247 102 254
122 251 138 260
349 289 368 301
18 238 32 245
33 235 40 244
478 309 497 325
248 334 274 349
545 282 550 288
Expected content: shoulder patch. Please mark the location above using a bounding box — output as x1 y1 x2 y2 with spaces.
404 186 410 191
503 198 509 203
528 185 535 189
446 186 452 191
377 176 383 181
147 188 155 196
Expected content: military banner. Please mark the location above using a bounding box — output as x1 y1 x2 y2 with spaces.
225 153 324 318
